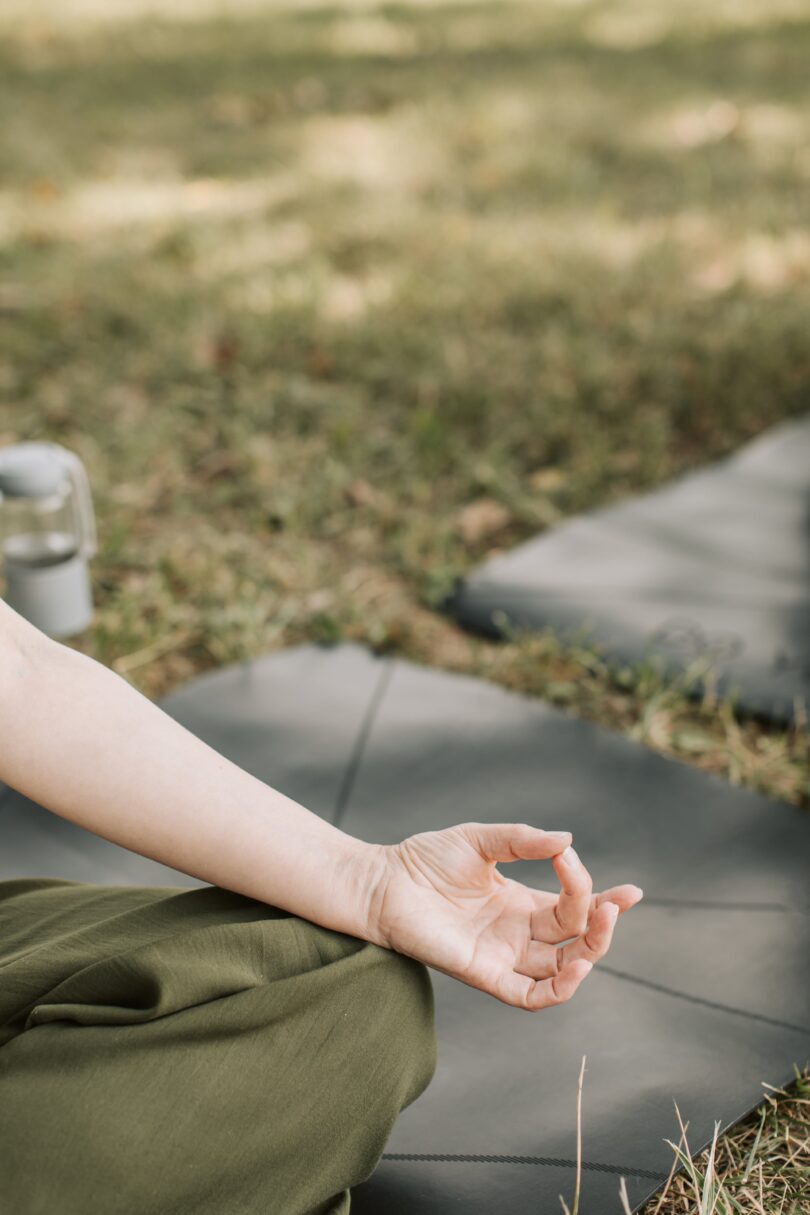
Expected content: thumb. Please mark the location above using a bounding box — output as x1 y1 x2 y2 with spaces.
461 823 572 864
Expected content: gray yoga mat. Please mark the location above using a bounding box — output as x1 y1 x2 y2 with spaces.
1 644 808 1213
450 416 810 724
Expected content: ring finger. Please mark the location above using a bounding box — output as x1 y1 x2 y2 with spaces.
518 901 620 980
559 900 619 970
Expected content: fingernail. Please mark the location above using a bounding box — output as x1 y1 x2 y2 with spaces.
581 961 593 975
605 901 619 919
546 831 572 843
632 886 644 900
560 846 579 867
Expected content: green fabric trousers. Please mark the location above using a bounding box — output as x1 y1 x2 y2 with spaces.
0 879 436 1215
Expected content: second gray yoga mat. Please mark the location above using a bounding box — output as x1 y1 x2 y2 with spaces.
450 416 810 724
1 644 807 1212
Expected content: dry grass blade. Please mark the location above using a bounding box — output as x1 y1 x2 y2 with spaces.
112 629 197 676
559 1055 587 1215
663 1110 724 1214
649 1117 688 1215
573 1055 586 1215
740 1107 767 1186
700 1121 722 1212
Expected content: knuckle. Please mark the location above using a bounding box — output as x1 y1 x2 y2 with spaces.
550 976 566 1004
519 981 535 1012
552 904 568 939
582 928 602 956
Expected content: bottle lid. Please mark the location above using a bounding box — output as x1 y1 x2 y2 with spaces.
0 443 64 498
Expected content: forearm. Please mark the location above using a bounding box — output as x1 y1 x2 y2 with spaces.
0 628 383 940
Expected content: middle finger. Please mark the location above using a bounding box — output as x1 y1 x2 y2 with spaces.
532 846 593 941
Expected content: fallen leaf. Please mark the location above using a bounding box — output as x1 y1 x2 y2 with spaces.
456 497 511 544
31 178 60 201
529 467 567 493
344 479 376 507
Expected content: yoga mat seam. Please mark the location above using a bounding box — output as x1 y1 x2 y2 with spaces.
332 657 394 831
381 1153 668 1180
599 966 810 1037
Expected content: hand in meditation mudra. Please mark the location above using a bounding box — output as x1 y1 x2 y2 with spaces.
367 822 640 1009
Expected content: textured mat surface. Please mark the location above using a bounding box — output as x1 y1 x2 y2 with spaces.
450 417 810 724
2 644 808 1213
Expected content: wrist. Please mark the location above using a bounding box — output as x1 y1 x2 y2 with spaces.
334 836 390 946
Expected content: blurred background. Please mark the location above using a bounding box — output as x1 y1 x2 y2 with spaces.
1 0 808 807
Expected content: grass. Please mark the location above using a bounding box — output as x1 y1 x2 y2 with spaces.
560 1055 587 1215
559 1060 810 1214
635 1069 810 1214
1 1 808 1208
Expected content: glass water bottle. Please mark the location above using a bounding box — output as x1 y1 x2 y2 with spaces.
0 442 97 637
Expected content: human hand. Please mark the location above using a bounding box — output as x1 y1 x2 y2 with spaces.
366 823 642 1011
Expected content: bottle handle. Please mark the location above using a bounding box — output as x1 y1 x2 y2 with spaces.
58 447 98 559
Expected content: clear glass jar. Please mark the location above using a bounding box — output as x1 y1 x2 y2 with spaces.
0 443 97 637
0 443 96 570
1 486 80 569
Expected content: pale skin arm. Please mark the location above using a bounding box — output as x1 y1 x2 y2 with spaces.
0 599 642 1011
